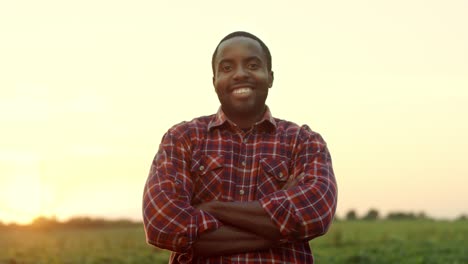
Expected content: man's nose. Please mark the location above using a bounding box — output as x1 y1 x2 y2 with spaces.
233 66 248 80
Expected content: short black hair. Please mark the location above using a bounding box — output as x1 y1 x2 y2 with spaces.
211 31 272 75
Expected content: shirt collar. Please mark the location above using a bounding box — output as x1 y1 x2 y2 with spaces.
208 106 277 131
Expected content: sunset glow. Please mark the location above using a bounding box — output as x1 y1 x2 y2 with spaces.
0 152 42 224
1 0 467 224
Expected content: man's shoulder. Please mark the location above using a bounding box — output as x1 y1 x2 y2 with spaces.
166 114 215 137
273 117 318 137
273 117 328 148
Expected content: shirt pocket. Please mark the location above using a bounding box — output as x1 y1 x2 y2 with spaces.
191 154 224 203
257 157 290 198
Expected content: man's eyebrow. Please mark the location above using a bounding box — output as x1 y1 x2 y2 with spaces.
218 56 262 65
245 56 262 62
218 58 234 65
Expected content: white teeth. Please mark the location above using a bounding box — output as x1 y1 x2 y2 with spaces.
233 88 252 94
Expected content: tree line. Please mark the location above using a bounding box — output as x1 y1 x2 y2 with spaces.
0 216 141 229
1 210 467 229
337 208 467 221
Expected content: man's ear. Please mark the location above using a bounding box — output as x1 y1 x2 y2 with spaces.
268 71 274 88
213 76 219 93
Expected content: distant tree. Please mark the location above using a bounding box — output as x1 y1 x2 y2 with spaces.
65 217 105 228
455 214 467 221
363 208 379 220
31 216 59 228
63 217 140 228
346 210 358 220
416 211 429 220
386 211 417 220
8 223 20 229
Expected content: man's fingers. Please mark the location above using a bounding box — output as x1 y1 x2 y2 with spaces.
282 173 306 190
296 173 306 183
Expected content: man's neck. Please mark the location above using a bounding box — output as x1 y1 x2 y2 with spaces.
223 107 266 129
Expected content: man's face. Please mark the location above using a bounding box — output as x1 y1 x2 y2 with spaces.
213 37 273 120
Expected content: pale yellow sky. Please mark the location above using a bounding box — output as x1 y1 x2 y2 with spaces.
1 0 467 224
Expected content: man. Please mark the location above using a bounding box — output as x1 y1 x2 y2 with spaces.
143 31 337 263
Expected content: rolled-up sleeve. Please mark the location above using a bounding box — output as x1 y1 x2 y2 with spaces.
259 127 337 242
143 131 222 253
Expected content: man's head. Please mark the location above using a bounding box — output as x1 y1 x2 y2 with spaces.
211 31 272 74
212 31 274 126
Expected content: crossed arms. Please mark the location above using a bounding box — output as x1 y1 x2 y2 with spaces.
192 175 304 256
143 128 337 256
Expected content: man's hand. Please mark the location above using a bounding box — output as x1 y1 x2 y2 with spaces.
195 200 284 241
193 201 278 257
282 173 307 190
193 225 274 257
194 200 216 212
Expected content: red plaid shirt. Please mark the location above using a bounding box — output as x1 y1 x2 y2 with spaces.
143 107 337 263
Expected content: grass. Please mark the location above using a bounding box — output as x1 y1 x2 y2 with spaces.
1 220 466 264
0 226 170 264
310 220 468 264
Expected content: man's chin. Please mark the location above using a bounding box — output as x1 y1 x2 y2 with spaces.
227 104 265 116
231 104 256 114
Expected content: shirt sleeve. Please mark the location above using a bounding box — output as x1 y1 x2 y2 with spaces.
143 130 222 253
259 126 338 242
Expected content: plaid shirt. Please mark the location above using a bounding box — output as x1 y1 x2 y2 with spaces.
143 107 337 263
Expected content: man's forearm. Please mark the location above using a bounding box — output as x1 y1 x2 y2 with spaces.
193 225 274 257
197 201 283 241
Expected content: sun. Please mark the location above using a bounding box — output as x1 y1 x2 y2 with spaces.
0 152 43 225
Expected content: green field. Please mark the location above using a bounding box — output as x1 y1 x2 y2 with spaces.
310 220 467 264
1 220 466 264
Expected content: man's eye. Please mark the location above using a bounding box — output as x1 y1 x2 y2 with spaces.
248 63 259 69
222 65 232 71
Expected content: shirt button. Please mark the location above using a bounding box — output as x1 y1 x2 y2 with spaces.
278 172 283 178
243 138 248 143
241 161 246 167
199 165 204 171
239 189 245 195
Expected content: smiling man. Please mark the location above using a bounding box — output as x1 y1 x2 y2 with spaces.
143 31 337 263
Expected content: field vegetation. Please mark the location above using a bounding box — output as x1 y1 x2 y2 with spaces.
1 214 466 264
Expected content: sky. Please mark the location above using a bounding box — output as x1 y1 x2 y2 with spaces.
0 0 467 224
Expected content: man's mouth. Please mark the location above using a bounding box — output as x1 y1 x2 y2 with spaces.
232 87 253 95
